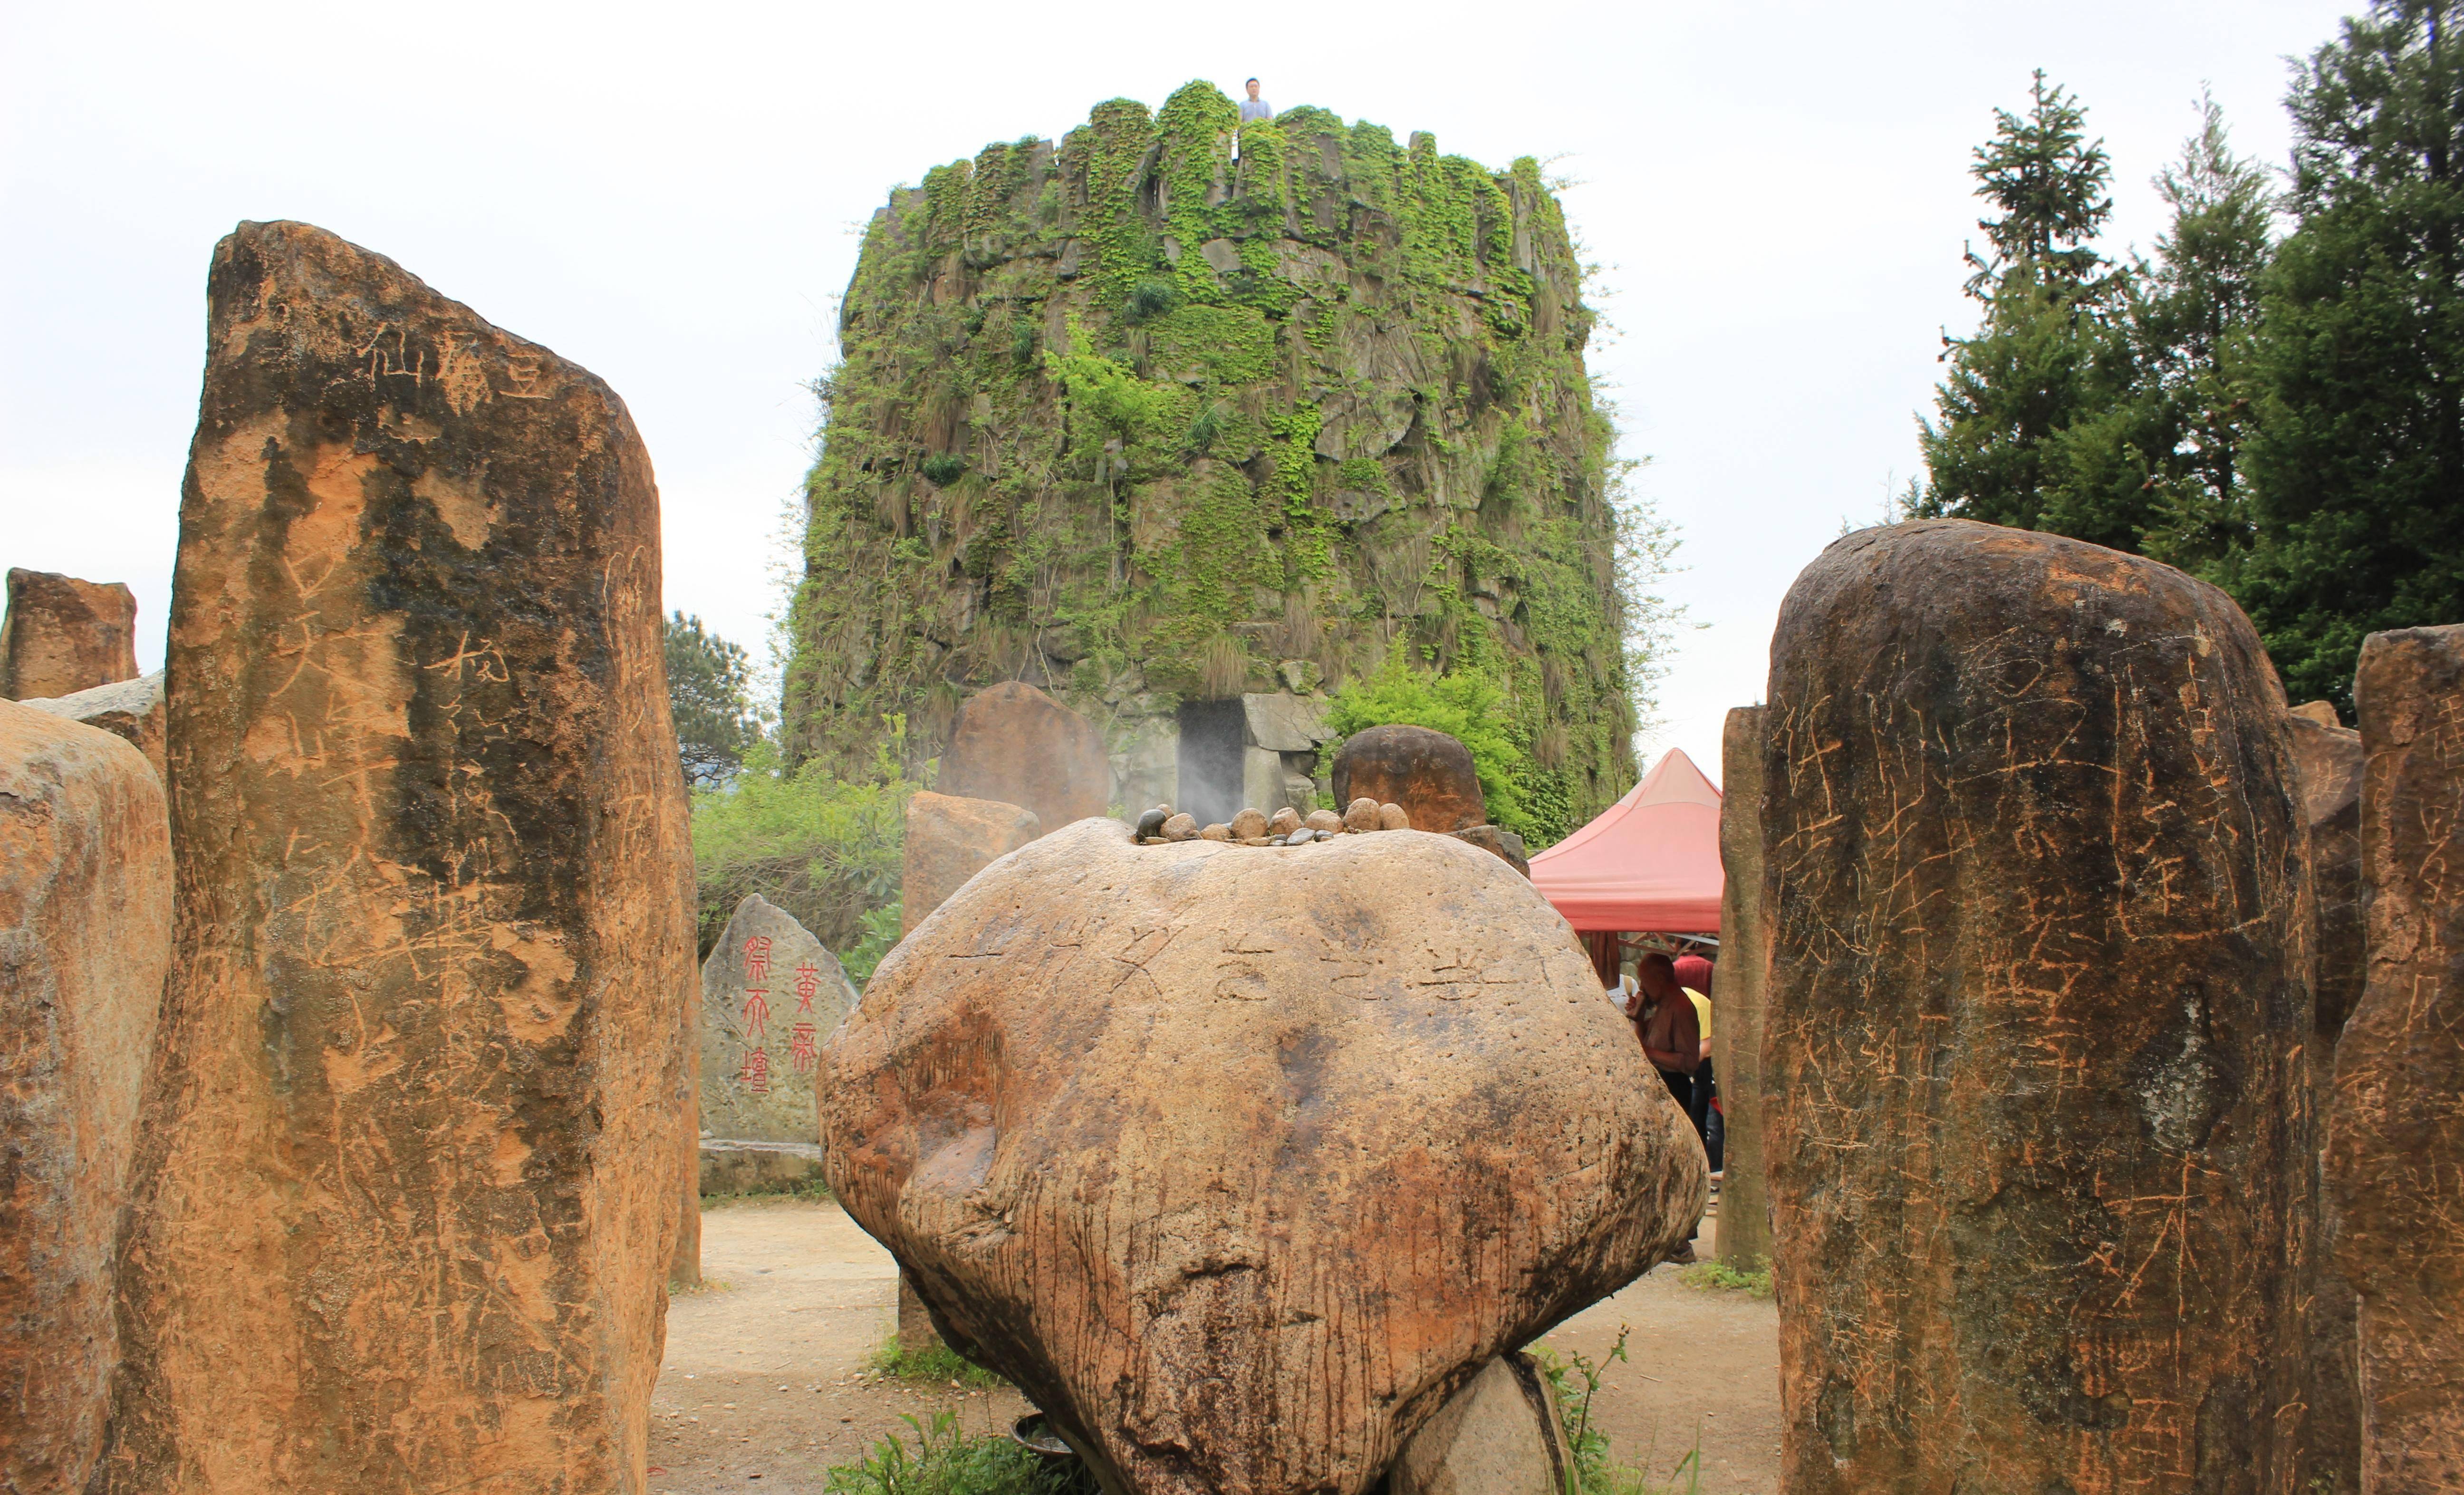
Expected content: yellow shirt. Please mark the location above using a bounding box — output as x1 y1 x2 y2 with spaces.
1685 988 1712 1041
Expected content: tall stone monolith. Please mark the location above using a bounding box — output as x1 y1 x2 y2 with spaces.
1763 521 2314 1492
700 894 857 1141
91 220 697 1495
1714 704 1771 1272
2289 705 2365 1493
0 703 171 1495
0 569 138 702
939 681 1110 833
2332 625 2464 1487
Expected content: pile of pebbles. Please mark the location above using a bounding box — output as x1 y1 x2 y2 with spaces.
1135 799 1412 847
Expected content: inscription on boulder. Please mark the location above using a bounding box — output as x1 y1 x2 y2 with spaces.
700 894 856 1143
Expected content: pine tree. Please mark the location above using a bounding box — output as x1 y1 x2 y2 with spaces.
2135 96 2278 573
2240 0 2464 714
1915 73 2152 549
666 611 767 790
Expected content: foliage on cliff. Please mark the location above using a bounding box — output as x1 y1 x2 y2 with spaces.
784 82 1649 839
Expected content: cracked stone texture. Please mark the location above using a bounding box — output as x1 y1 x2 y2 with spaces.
90 220 697 1495
824 816 1703 1495
0 703 171 1495
938 682 1112 833
0 569 138 703
1330 724 1485 834
2332 624 2464 1490
1762 520 2316 1493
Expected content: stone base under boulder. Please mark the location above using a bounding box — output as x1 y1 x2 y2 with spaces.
698 1138 828 1198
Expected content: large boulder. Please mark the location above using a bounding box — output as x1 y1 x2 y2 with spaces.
0 569 138 702
20 669 166 781
1762 521 2315 1491
2287 705 2365 1491
699 894 857 1142
0 703 172 1495
2332 625 2464 1487
1713 704 1772 1272
1388 1355 1569 1495
825 817 1702 1495
900 790 1040 936
939 681 1111 832
93 221 697 1494
1330 724 1486 834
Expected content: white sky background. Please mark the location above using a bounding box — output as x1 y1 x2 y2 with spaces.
0 0 2358 787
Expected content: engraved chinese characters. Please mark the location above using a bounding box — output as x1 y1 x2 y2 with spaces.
824 817 1703 1495
700 895 856 1142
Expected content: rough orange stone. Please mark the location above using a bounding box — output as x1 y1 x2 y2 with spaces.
899 790 1040 937
1763 521 2315 1492
1331 724 1485 833
827 819 1702 1495
0 569 138 702
2332 625 2464 1488
0 704 171 1495
91 221 696 1495
19 671 165 782
938 681 1110 833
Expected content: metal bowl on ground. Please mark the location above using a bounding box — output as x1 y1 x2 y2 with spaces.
1011 1412 1076 1461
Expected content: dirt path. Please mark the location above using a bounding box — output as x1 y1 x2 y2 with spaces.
653 1196 1776 1494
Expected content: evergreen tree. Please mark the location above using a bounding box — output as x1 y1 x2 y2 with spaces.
2241 0 2464 714
2136 96 2278 572
1915 73 2154 549
666 611 767 790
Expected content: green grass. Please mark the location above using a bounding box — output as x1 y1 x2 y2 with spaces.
821 1411 1097 1495
1533 1327 1709 1495
700 1176 834 1206
867 1336 1008 1389
1677 1258 1774 1300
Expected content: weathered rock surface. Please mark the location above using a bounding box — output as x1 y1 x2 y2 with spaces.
2332 625 2464 1488
901 791 1041 937
1446 824 1530 878
1332 724 1486 833
939 681 1112 833
1762 521 2314 1492
93 221 697 1495
697 1139 828 1197
19 670 166 781
1388 1354 1568 1495
1713 705 1771 1273
2288 706 2366 1491
701 895 857 1143
825 817 1701 1495
0 703 172 1495
0 569 138 703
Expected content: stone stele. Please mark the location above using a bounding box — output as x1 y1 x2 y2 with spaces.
90 220 697 1495
1762 520 2315 1492
1330 723 1486 834
0 569 139 702
900 789 1040 937
2332 624 2464 1488
19 669 166 781
0 703 172 1495
825 817 1704 1495
700 894 857 1143
1713 704 1771 1274
938 680 1112 832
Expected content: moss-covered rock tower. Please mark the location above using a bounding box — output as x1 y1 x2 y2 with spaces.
784 82 1636 842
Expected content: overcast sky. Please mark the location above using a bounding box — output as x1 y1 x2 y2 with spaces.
0 0 2359 785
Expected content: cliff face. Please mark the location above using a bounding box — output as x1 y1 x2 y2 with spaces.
784 82 1635 840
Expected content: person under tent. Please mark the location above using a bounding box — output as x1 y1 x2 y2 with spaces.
1625 952 1701 1119
1675 952 1722 1173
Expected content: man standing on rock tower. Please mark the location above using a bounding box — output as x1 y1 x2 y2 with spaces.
1240 77 1272 124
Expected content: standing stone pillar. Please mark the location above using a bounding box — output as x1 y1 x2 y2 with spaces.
92 221 697 1495
2332 625 2464 1487
0 704 171 1495
1764 521 2314 1492
1714 704 1771 1271
0 569 139 702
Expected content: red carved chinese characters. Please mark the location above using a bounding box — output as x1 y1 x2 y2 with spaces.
741 1045 771 1094
789 1022 818 1074
742 934 773 985
793 962 821 1014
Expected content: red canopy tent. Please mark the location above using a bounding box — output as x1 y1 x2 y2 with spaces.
1530 748 1724 947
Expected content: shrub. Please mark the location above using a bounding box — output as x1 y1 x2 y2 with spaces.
865 1336 1006 1389
689 722 915 960
920 453 969 487
1320 646 1534 838
822 1411 1096 1495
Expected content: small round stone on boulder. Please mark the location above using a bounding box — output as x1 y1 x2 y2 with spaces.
1343 798 1382 833
1379 802 1412 831
1267 807 1302 837
1284 828 1315 846
1134 805 1170 839
1162 812 1198 842
1303 808 1344 835
1200 823 1233 842
1230 807 1269 840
